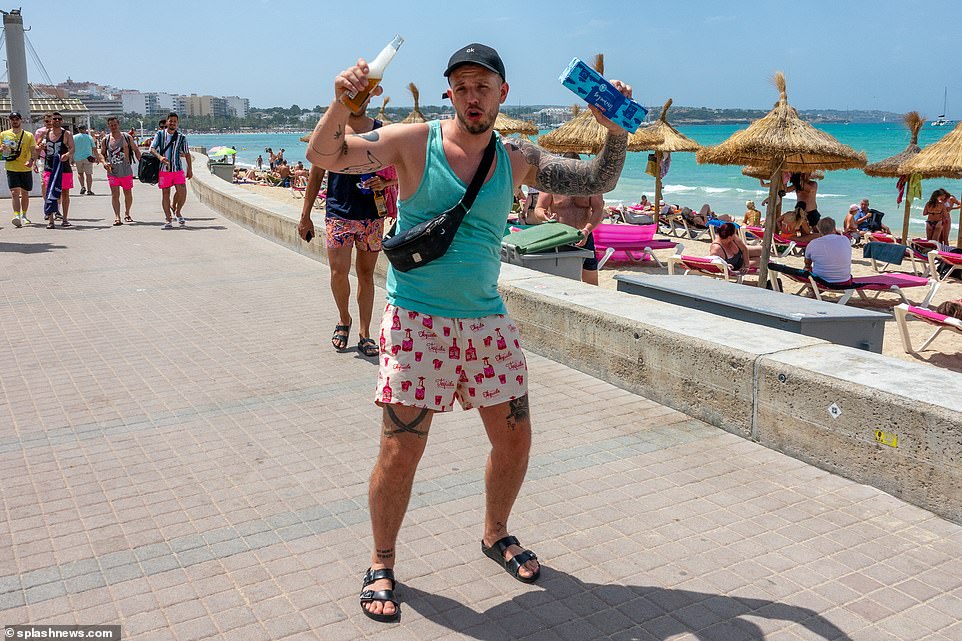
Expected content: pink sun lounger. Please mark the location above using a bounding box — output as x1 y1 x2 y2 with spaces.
894 304 962 353
768 263 940 307
592 223 677 269
667 243 757 283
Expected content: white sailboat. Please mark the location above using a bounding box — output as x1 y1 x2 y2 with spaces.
932 87 951 126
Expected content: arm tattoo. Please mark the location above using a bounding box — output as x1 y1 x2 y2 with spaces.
354 130 380 142
340 150 386 174
309 123 344 158
516 134 628 196
384 406 431 438
506 395 529 431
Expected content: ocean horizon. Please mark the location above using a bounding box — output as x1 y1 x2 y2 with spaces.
192 122 959 239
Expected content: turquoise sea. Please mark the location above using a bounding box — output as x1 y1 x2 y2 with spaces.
191 123 959 238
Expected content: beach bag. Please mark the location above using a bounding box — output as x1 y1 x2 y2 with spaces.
382 133 496 272
139 131 178 184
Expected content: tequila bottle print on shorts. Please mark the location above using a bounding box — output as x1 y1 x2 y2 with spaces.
383 377 393 403
415 377 425 401
392 310 401 330
402 329 413 352
496 329 506 350
483 357 495 378
465 339 477 361
449 338 460 360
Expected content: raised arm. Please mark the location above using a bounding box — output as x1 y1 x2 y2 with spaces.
306 59 404 175
509 132 627 196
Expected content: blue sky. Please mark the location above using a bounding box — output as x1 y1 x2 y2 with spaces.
19 0 962 116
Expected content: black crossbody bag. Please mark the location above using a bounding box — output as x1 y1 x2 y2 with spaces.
382 132 497 272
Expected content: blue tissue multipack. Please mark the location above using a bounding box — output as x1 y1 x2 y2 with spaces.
559 58 647 133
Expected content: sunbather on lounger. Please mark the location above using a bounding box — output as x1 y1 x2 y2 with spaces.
710 222 761 272
803 218 851 283
778 201 821 244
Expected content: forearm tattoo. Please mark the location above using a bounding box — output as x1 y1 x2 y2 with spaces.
384 406 431 438
506 395 529 431
513 133 628 196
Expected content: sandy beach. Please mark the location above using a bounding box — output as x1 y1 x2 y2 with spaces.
239 183 962 372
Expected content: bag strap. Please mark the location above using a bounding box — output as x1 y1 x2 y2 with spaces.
448 132 498 223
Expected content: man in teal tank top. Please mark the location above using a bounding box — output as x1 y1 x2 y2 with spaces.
307 43 633 623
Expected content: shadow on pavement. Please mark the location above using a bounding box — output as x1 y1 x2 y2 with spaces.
402 567 853 641
0 241 67 254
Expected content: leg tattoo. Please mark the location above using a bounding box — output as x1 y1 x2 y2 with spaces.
384 406 431 438
506 395 530 431
376 547 395 562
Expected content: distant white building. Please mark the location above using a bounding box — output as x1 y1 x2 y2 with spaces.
121 91 147 115
224 96 250 119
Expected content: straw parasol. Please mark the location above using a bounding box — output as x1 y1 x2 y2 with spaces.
400 82 427 124
494 113 538 136
898 119 962 246
627 98 700 224
742 166 823 180
375 95 392 124
863 112 925 243
696 72 867 287
538 54 610 155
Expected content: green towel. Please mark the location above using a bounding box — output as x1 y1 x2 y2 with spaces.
907 173 922 204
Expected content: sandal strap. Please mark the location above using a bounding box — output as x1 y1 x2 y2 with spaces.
334 324 351 332
488 535 520 555
360 588 398 605
505 549 537 575
363 567 396 588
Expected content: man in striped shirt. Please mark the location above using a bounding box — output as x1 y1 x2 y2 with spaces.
150 112 192 229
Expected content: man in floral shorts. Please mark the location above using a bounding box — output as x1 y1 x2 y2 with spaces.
307 43 631 622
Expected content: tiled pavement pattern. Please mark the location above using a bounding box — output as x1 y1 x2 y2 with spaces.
1 178 961 641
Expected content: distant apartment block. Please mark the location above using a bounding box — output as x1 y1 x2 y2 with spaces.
224 96 249 119
186 94 228 118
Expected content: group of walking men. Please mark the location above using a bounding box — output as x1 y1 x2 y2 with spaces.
2 111 193 230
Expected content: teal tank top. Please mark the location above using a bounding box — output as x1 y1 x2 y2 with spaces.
386 120 514 318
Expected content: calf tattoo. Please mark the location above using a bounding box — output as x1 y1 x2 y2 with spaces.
510 133 628 196
384 406 430 438
506 395 529 431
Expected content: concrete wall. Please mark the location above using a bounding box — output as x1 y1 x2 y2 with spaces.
189 155 962 524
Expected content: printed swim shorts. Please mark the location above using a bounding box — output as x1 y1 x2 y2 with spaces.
326 216 384 252
374 304 528 412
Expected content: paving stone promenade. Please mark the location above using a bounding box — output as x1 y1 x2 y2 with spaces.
1 177 961 641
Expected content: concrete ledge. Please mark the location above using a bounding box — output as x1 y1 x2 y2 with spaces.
189 155 962 524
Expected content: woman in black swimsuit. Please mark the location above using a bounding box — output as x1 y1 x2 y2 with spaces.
710 222 761 272
923 189 947 242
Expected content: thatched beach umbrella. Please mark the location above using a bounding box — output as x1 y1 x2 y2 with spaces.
400 82 427 124
899 119 962 246
375 95 392 124
742 166 823 180
627 98 699 224
538 54 611 155
696 72 867 287
863 112 925 243
494 113 538 136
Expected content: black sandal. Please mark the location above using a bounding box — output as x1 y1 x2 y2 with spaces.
332 323 351 351
357 337 379 357
359 567 400 623
482 535 541 584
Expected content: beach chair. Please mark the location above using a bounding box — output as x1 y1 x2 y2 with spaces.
894 303 962 353
926 249 962 283
768 262 939 307
667 243 756 283
865 242 931 277
592 223 677 269
743 226 800 257
867 231 901 244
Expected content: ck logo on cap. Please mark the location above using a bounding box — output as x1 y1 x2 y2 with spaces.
466 48 474 53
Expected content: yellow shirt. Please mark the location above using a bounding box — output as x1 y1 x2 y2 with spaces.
1 129 35 172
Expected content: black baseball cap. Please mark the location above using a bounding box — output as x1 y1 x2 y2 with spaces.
9 111 21 119
444 43 505 81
